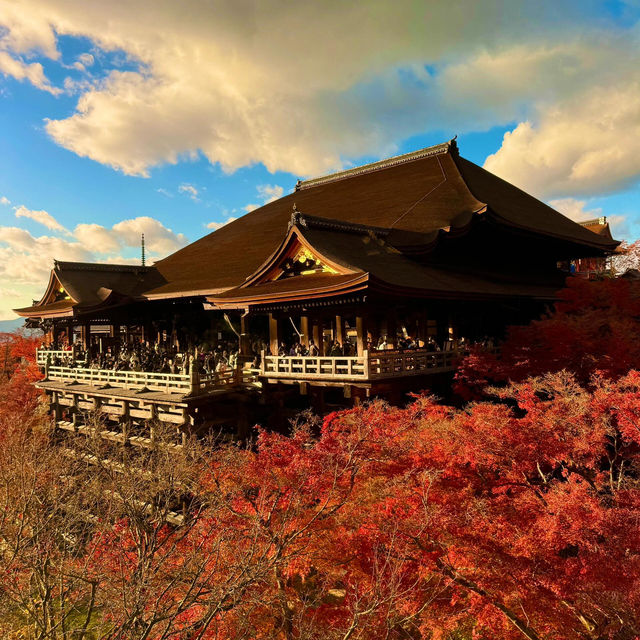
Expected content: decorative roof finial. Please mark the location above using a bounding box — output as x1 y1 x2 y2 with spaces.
449 135 459 155
289 203 302 231
141 233 146 267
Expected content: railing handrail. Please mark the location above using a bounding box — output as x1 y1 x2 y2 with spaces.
261 347 477 382
42 363 255 394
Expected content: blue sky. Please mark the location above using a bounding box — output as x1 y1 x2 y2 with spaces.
1 0 640 320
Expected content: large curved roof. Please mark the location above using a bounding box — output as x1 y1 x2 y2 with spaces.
149 140 618 299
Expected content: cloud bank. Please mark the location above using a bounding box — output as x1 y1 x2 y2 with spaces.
1 0 638 201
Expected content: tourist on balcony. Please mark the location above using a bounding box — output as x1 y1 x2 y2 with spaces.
329 340 343 356
343 339 355 356
308 339 319 357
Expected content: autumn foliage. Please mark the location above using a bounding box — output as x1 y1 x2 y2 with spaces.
455 277 640 398
1 276 640 640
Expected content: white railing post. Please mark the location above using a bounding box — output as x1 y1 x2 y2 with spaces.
363 350 370 380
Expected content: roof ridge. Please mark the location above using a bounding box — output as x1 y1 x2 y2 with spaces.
578 217 608 227
291 211 391 236
54 261 154 273
296 138 457 191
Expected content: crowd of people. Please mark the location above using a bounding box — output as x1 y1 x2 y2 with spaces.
272 334 496 357
40 339 251 376
41 333 497 373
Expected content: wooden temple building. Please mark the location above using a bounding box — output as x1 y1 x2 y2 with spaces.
15 139 619 438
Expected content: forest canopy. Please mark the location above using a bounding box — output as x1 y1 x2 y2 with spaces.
1 279 639 640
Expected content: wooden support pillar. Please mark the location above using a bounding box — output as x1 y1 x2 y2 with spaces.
386 311 397 349
313 319 325 356
418 309 428 347
448 312 457 341
300 315 310 348
269 313 280 356
369 314 380 348
142 321 152 346
52 391 61 422
121 400 130 445
356 315 368 356
65 324 73 346
240 313 251 357
80 323 91 351
210 316 218 349
335 315 344 346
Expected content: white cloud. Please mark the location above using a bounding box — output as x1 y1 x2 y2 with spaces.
14 204 68 233
244 183 284 212
75 52 94 70
485 99 640 199
2 1 640 205
73 222 121 254
178 183 199 201
0 50 61 94
156 188 173 198
111 216 188 255
0 196 10 205
548 198 603 222
74 216 188 256
0 0 617 179
257 184 284 203
549 197 628 237
206 216 236 230
483 76 640 199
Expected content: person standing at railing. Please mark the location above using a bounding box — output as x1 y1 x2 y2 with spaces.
329 340 343 356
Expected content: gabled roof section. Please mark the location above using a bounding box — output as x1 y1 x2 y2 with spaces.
579 217 615 242
207 211 562 308
14 261 166 318
240 212 357 288
14 299 76 319
454 158 620 251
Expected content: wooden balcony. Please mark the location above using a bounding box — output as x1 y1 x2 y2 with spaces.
37 349 259 397
261 348 466 383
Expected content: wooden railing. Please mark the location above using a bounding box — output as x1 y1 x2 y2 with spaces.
41 360 259 395
37 349 76 366
368 348 463 378
261 348 467 382
262 352 368 380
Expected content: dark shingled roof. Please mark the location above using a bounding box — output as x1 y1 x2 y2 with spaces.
14 299 75 318
579 218 615 241
210 214 561 306
52 261 166 306
150 140 618 299
14 262 166 317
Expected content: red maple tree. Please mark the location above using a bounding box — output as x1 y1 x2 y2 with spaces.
455 277 640 399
